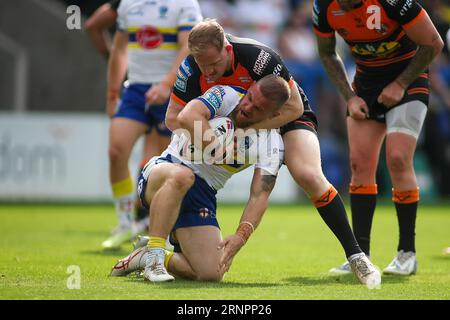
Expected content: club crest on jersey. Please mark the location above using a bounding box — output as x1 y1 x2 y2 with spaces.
159 5 168 18
199 208 210 218
136 26 163 49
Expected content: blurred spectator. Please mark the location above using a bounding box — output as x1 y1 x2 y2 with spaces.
230 0 288 49
198 0 238 34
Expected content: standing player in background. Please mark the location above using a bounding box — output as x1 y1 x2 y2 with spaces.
85 0 121 61
85 0 161 244
101 0 203 249
314 0 443 275
163 20 381 285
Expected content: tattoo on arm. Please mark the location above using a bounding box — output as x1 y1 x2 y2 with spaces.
260 175 276 193
396 44 435 87
317 36 355 101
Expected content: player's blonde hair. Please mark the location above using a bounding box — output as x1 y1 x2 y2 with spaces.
258 75 291 110
188 19 225 56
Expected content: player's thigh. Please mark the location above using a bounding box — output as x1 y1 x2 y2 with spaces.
144 162 194 204
175 225 223 281
283 129 329 194
346 117 385 170
385 101 426 168
109 118 148 157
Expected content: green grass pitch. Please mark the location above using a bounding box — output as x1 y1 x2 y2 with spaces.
0 203 449 300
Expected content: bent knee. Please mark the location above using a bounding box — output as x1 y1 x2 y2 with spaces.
108 144 128 163
168 167 195 190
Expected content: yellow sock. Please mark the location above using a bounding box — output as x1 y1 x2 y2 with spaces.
147 236 166 249
164 250 174 269
112 176 134 198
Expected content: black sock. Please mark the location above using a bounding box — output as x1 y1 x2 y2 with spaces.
395 201 418 253
316 193 362 258
350 193 377 257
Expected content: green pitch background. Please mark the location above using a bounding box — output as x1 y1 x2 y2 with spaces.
0 203 449 300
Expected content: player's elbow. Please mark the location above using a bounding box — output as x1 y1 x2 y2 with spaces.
177 111 195 130
166 112 180 131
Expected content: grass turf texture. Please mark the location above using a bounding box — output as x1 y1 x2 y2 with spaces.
0 203 449 300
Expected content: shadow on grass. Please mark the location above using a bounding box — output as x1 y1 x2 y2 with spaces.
430 255 450 261
121 277 280 289
284 273 410 286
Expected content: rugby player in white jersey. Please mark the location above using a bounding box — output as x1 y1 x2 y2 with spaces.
103 0 203 249
110 75 290 282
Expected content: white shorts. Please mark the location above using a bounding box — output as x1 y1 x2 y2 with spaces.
386 101 427 139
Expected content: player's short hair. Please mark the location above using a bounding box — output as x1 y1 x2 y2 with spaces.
188 19 225 56
258 75 291 110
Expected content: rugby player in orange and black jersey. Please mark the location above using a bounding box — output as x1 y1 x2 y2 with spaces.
171 34 318 135
313 0 430 121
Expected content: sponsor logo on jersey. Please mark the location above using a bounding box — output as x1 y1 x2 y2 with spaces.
180 59 193 77
253 49 271 76
273 64 283 76
136 26 163 49
351 41 400 57
400 0 413 16
175 70 187 92
386 0 399 6
203 87 225 111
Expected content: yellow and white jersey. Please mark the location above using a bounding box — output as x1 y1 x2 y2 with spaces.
161 85 284 191
117 0 203 84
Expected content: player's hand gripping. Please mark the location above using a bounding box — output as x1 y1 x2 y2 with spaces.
377 80 406 108
348 96 369 120
106 88 120 118
145 81 172 107
217 234 245 274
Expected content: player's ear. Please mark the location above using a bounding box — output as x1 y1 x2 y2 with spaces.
225 44 233 53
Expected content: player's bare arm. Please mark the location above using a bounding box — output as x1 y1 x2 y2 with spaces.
145 31 190 106
165 99 184 131
250 82 302 130
177 99 216 151
378 12 444 108
218 170 277 273
316 35 368 120
85 3 117 60
106 31 128 117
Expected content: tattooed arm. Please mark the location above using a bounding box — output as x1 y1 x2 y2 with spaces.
316 35 369 119
218 169 277 273
378 12 444 107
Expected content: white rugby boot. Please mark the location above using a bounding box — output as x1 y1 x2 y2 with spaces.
383 250 417 276
143 248 174 282
348 253 381 289
110 246 148 276
329 261 352 275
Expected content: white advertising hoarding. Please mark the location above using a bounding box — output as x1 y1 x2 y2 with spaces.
0 113 300 203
